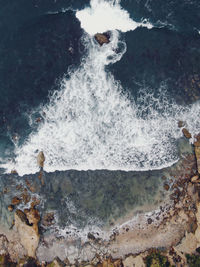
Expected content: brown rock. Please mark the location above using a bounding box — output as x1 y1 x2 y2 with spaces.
42 212 55 227
15 208 40 258
37 151 45 168
31 197 40 208
182 128 192 139
25 179 36 193
11 169 18 175
194 133 200 147
95 33 110 46
8 205 14 212
35 117 42 123
11 197 22 206
195 146 200 174
21 191 31 204
164 183 170 191
191 175 200 183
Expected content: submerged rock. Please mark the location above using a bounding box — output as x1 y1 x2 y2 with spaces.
37 151 45 168
94 33 110 46
14 208 40 258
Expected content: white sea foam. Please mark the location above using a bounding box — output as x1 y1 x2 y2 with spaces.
1 0 200 176
76 0 153 35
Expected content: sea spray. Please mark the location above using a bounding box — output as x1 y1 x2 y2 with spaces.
1 0 200 176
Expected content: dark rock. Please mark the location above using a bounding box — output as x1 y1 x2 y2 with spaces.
164 183 170 191
147 218 153 224
87 232 96 240
15 210 31 226
94 33 110 46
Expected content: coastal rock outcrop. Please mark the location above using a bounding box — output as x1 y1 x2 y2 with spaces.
194 134 200 174
14 208 40 258
37 151 45 168
94 33 110 46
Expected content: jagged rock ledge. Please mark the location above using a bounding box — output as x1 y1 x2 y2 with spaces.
1 130 200 266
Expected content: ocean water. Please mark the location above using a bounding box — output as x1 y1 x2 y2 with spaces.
0 0 200 237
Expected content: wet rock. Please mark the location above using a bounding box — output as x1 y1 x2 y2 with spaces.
14 208 40 258
195 146 200 174
87 233 96 241
60 178 74 196
11 197 22 206
25 179 36 193
147 218 153 224
30 197 40 208
182 128 192 139
164 183 170 191
42 212 55 227
178 121 186 128
37 151 45 168
194 133 200 147
95 33 110 46
8 205 14 212
11 170 18 175
35 117 42 123
21 190 31 204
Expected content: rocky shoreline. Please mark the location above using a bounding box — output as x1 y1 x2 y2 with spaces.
1 126 200 266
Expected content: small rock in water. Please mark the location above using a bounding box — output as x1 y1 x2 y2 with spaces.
8 205 14 212
37 151 45 168
35 117 42 123
164 183 170 191
11 169 18 175
178 121 186 128
147 218 153 224
94 32 110 46
11 196 22 206
182 128 192 139
42 212 55 227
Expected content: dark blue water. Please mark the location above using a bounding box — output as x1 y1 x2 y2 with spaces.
0 0 199 230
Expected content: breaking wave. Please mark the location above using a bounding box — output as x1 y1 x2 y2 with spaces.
2 0 200 176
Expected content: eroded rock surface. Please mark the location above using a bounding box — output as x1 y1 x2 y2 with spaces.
14 208 40 258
